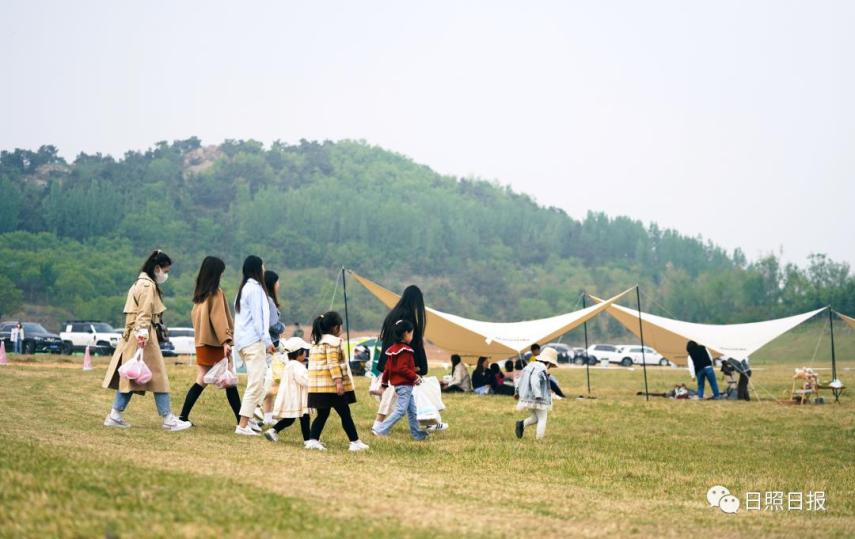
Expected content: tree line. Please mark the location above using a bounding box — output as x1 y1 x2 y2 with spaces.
1 139 853 334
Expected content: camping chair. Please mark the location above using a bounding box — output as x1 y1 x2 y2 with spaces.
791 368 819 404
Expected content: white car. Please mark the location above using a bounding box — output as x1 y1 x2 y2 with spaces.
60 321 121 355
169 327 196 355
615 345 671 367
586 344 623 364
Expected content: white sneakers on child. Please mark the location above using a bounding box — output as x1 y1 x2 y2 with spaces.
104 410 130 428
263 428 279 442
426 422 449 432
304 439 326 451
235 424 260 436
162 414 192 432
349 440 370 452
248 419 263 433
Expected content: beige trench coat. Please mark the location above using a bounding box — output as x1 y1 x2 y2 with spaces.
102 273 171 394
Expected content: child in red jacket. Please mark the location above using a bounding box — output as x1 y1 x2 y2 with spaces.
371 320 427 440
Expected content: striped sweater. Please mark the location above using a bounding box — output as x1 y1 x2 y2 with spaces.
307 334 355 394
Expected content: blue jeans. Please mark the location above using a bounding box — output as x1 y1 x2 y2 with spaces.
13 339 22 354
113 391 172 417
697 366 721 399
375 385 426 440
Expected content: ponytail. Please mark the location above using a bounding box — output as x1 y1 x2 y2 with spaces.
311 311 343 344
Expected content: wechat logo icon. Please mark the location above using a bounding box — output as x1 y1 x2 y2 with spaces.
707 485 740 514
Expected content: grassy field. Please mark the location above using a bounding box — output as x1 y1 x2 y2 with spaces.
0 353 853 538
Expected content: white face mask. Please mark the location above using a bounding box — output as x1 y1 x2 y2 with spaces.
155 270 169 284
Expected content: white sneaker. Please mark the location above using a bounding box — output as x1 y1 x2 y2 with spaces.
426 422 449 432
162 414 192 432
248 419 263 433
304 439 326 451
264 428 279 442
104 413 130 428
349 440 370 452
235 424 260 436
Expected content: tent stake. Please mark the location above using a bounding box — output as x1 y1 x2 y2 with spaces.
342 267 353 361
636 286 650 401
582 293 591 396
829 307 839 403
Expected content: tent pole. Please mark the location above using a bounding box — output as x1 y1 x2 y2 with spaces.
582 293 591 396
342 268 352 361
829 307 839 403
636 286 650 401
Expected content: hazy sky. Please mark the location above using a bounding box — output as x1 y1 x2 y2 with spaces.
2 1 853 265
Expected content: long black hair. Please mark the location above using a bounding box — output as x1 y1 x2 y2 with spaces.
474 356 489 374
193 256 226 304
379 285 426 347
311 311 343 344
235 255 267 313
140 249 172 297
264 270 280 308
450 354 461 371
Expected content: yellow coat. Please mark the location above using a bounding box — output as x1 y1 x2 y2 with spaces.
102 273 171 394
307 334 354 394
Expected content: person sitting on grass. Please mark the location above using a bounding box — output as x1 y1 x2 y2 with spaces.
514 347 559 440
491 362 515 395
471 356 492 395
441 354 472 393
265 336 312 444
372 320 428 441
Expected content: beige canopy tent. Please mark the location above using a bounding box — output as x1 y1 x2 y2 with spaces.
836 311 855 330
589 296 827 365
350 271 633 359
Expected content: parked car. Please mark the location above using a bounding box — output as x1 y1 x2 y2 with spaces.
569 347 599 365
616 345 671 367
60 320 121 355
585 344 622 364
544 343 572 364
168 327 196 355
160 338 177 357
0 321 63 354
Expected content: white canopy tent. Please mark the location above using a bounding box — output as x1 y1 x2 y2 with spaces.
836 311 855 331
350 271 634 359
590 296 827 366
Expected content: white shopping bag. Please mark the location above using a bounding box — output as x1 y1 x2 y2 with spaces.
413 376 445 421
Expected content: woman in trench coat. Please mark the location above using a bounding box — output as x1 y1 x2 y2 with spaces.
102 250 191 432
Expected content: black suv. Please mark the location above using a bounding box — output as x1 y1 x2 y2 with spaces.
0 321 63 354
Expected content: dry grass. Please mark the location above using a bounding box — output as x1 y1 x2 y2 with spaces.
0 355 853 538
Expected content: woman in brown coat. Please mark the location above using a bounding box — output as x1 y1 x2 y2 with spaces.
177 256 243 425
102 250 191 431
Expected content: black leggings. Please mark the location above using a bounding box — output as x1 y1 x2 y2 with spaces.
273 413 311 441
310 403 358 442
443 384 465 393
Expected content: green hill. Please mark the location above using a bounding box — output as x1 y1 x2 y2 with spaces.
1 138 853 333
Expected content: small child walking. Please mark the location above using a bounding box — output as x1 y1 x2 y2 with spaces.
265 337 312 444
305 311 369 452
372 320 427 441
514 346 559 440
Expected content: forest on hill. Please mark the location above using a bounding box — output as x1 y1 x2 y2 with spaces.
1 138 853 334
